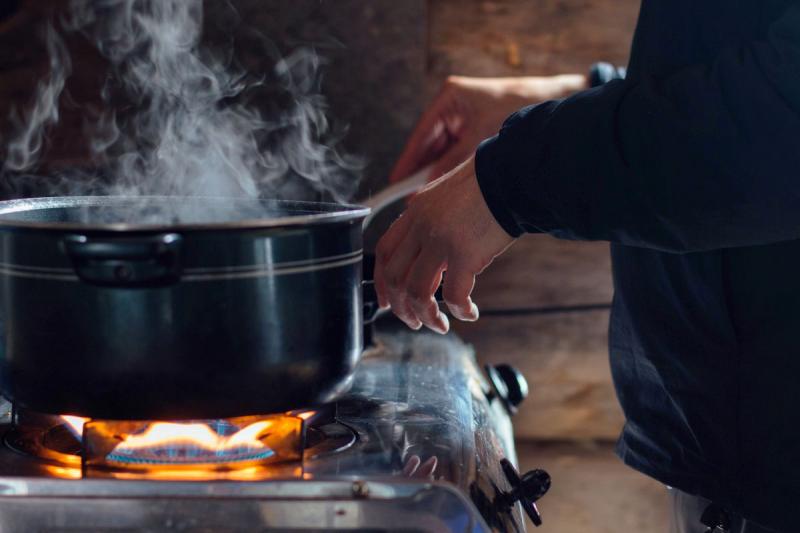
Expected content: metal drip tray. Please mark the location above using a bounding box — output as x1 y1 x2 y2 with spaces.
0 478 475 532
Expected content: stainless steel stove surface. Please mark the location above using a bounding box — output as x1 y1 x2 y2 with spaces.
0 327 549 533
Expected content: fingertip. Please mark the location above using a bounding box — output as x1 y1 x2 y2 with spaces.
401 314 423 331
375 288 389 310
427 312 450 335
376 291 389 310
446 300 479 322
399 317 421 331
445 302 461 319
466 301 480 321
439 313 451 334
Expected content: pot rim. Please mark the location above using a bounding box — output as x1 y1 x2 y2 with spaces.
0 195 371 232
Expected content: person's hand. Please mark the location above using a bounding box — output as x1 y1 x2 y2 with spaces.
374 156 515 334
376 74 587 334
389 75 587 184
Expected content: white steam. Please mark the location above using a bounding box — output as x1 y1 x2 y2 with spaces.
4 25 71 172
2 0 362 207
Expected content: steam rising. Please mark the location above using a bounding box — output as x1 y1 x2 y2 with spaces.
5 26 71 172
2 0 362 209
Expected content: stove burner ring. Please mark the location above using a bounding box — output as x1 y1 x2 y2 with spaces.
105 447 276 466
104 420 277 466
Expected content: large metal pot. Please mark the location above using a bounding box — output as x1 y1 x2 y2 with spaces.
0 196 371 420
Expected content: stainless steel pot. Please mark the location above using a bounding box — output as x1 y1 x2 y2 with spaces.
0 196 370 419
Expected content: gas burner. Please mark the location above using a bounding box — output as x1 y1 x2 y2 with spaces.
100 419 281 466
5 405 357 479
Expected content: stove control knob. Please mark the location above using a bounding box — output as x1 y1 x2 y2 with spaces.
500 458 550 527
486 364 529 415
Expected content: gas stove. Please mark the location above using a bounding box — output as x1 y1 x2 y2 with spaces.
0 326 549 532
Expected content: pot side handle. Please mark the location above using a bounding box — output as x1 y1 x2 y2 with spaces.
61 233 183 288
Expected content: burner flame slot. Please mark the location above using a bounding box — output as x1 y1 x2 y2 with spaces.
107 420 275 464
82 415 304 476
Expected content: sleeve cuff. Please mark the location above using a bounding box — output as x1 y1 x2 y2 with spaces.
474 101 565 238
475 135 524 238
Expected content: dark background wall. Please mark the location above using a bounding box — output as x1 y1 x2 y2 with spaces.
0 0 638 199
214 0 640 196
0 0 641 440
204 0 429 199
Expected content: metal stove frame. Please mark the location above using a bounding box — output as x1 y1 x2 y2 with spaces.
0 328 541 532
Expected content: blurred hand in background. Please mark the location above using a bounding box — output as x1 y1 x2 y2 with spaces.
388 74 587 184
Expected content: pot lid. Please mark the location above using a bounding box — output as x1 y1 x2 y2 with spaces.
0 196 370 232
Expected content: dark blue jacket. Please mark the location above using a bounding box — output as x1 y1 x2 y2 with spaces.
475 1 800 529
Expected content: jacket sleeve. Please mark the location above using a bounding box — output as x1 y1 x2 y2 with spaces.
475 4 800 253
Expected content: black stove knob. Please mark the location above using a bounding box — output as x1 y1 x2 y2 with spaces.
486 364 529 416
500 458 551 527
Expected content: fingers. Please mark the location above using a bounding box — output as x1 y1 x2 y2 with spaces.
376 216 425 330
406 251 448 334
442 258 480 322
378 239 476 334
374 214 412 308
376 218 480 332
376 218 452 334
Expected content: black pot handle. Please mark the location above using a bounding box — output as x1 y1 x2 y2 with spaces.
61 233 183 288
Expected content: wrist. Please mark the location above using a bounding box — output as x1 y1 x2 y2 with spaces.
474 136 524 239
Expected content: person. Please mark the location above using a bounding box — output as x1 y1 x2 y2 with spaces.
373 1 800 532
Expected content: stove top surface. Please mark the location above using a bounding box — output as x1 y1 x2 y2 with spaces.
0 327 531 532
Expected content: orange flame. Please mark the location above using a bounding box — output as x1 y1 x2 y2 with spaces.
114 420 273 453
